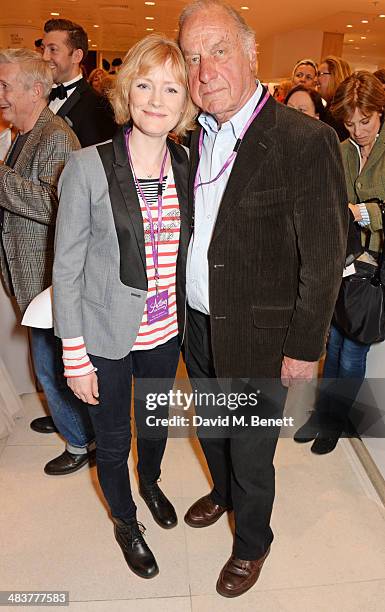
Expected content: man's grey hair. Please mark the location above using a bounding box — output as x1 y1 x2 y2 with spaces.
178 0 256 53
0 48 53 98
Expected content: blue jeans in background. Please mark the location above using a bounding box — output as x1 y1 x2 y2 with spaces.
30 328 95 453
315 325 371 434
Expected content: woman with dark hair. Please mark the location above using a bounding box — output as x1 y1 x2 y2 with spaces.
317 55 352 140
373 68 385 90
284 85 325 119
295 71 385 454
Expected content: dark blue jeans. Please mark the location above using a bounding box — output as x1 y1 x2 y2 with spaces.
30 328 94 451
316 325 371 433
87 337 180 522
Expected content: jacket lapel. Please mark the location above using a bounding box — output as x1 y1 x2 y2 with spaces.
360 123 385 177
111 128 147 274
189 128 201 233
56 78 87 120
13 106 52 173
168 138 190 257
210 95 277 245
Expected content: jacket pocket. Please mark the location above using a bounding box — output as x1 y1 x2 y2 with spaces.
252 306 293 329
239 187 287 210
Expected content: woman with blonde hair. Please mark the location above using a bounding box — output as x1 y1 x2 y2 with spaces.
87 67 108 93
291 58 318 90
53 34 196 578
317 55 352 140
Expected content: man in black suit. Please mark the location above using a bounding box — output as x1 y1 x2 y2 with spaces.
29 18 116 470
42 18 115 148
179 0 348 598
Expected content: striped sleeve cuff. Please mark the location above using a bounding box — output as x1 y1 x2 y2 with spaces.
358 203 370 227
62 336 96 378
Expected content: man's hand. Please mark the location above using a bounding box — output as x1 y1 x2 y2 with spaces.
281 356 317 387
348 203 363 222
67 371 99 405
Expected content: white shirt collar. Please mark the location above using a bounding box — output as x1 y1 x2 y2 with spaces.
198 81 263 138
52 72 83 89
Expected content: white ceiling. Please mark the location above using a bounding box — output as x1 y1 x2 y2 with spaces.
2 0 385 65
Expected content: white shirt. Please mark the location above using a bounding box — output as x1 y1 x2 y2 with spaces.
49 73 83 115
186 82 263 314
0 128 12 161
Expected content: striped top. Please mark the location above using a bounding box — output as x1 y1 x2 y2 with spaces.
132 166 180 350
62 166 180 377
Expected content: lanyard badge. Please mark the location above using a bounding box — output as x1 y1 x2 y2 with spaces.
125 129 170 324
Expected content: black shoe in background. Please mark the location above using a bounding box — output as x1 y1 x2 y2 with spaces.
30 416 58 434
311 432 340 455
44 449 92 475
293 412 320 443
113 517 159 578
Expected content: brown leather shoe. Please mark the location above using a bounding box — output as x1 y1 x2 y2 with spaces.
216 547 271 598
184 494 228 528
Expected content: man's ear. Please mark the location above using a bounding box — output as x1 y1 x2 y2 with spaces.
31 81 44 101
72 48 84 65
248 42 257 75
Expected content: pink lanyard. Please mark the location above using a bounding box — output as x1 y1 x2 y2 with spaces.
125 129 168 287
194 90 270 195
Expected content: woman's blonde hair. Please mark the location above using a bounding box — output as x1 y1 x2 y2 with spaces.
88 67 107 85
321 56 352 102
109 34 197 136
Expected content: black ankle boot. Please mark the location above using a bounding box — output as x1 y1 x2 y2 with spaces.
139 479 178 529
113 517 159 578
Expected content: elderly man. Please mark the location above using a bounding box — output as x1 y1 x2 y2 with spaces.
29 17 116 444
0 48 94 475
178 0 348 598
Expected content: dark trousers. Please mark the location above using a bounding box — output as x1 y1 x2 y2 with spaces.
88 337 180 522
185 307 285 560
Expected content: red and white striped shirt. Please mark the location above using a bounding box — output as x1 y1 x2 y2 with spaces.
62 167 180 376
132 167 180 350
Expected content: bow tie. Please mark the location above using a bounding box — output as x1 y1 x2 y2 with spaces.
49 83 75 102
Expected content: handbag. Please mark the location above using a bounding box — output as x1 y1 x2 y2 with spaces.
332 200 385 345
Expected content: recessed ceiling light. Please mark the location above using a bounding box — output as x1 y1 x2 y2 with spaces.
93 24 99 28
361 19 369 24
145 1 155 4
240 6 249 9
146 27 154 31
88 39 91 42
380 15 385 18
92 44 97 47
51 12 60 16
361 36 366 39
348 39 354 42
354 46 360 50
346 24 353 28
145 16 154 20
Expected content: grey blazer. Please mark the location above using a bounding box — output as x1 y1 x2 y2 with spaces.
53 127 189 359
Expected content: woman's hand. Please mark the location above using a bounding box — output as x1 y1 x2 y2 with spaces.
67 372 99 405
348 203 363 222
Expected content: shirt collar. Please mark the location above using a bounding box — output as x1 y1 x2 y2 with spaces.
52 73 83 90
198 81 263 138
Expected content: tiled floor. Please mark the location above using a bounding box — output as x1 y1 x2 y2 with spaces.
1 390 385 612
